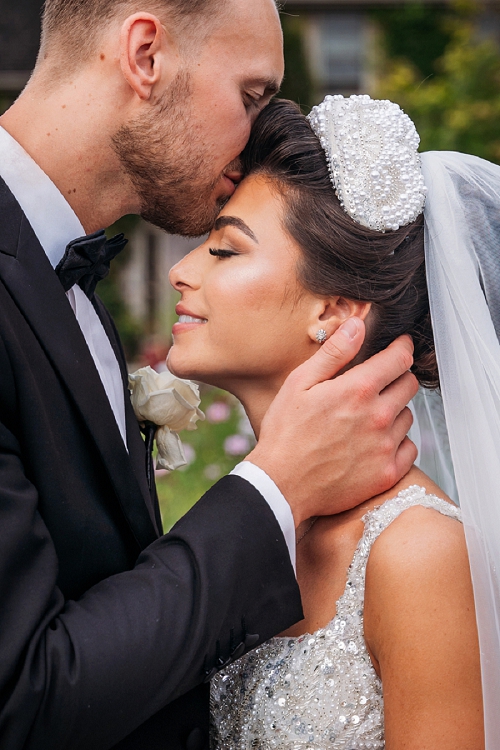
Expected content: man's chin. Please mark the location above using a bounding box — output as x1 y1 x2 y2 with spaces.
141 191 227 238
140 201 219 238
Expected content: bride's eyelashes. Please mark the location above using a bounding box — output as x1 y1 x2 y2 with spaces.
209 248 240 259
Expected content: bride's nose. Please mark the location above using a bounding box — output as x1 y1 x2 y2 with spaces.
169 250 202 292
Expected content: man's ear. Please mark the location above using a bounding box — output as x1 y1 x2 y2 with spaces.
119 13 181 100
307 297 372 344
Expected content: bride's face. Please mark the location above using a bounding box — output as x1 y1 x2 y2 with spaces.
168 175 329 393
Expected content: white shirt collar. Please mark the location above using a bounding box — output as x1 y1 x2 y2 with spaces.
0 125 85 268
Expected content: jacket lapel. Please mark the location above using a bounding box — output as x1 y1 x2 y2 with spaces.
0 179 158 549
92 294 163 534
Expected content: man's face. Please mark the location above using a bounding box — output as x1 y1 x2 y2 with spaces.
113 0 284 236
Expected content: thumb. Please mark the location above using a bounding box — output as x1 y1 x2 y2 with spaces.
290 317 366 391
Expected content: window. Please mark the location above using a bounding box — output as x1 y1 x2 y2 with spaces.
307 13 367 95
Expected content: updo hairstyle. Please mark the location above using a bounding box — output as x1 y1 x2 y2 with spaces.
242 99 438 388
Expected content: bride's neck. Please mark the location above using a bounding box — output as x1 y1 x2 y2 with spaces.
229 380 282 439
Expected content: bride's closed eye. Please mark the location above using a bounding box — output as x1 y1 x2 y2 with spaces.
209 248 240 259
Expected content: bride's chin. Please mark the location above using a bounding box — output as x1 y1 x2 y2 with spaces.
166 351 189 379
167 350 213 385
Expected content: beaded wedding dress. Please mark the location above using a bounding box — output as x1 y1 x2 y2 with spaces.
210 487 461 750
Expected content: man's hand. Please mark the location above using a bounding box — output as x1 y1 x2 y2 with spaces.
247 318 418 527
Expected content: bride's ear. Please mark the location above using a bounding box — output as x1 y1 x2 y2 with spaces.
307 297 371 345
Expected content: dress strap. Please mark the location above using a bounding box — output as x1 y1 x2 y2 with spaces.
336 485 462 620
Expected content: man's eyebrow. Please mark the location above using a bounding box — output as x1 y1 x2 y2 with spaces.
263 78 281 96
214 216 259 244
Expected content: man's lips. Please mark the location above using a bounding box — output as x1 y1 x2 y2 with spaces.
221 170 243 196
222 175 237 196
224 170 243 185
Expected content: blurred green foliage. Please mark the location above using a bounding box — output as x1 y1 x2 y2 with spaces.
373 3 453 79
376 4 500 163
0 96 15 116
280 13 315 110
156 389 255 531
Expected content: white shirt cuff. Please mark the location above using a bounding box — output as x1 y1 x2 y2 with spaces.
230 461 296 572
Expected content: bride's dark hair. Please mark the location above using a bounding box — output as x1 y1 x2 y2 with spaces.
242 99 438 388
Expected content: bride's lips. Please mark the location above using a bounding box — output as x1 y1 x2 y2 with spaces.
172 305 208 336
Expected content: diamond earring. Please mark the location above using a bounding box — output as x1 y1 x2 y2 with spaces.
316 329 327 344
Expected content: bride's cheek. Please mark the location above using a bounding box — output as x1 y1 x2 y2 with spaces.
223 264 279 309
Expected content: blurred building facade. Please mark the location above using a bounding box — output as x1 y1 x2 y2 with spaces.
121 226 201 344
283 0 500 98
284 0 378 97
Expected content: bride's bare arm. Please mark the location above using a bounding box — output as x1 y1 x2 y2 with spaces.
364 506 484 750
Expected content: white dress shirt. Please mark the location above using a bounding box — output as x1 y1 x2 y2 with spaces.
230 462 296 568
0 125 296 568
0 125 127 444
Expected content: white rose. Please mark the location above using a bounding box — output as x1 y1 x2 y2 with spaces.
128 366 205 471
129 366 204 429
155 426 188 472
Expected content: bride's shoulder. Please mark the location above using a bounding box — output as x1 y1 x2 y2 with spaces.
363 467 464 586
362 490 480 743
368 496 465 578
363 494 471 658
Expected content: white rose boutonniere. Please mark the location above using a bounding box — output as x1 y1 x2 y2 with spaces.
128 367 205 476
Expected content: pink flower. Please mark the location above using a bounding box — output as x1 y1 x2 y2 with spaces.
224 434 251 457
206 401 231 424
181 443 196 465
204 464 222 481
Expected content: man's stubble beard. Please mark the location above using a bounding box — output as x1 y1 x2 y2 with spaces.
112 70 229 237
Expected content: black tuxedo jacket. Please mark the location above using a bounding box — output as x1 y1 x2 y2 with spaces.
0 178 303 749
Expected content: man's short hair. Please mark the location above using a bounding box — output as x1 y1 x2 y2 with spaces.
39 0 220 70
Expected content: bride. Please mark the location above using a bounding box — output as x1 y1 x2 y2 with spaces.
168 95 500 748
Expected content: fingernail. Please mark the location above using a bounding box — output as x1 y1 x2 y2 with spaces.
339 318 360 341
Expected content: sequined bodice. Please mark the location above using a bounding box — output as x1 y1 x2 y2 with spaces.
211 486 461 749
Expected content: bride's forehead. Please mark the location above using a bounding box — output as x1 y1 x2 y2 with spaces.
211 178 302 257
221 175 282 216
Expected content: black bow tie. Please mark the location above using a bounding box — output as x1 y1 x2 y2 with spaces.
55 229 128 298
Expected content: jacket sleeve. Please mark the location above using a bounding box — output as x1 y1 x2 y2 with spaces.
0 417 302 750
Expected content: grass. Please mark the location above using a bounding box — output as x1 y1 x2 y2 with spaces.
155 388 255 531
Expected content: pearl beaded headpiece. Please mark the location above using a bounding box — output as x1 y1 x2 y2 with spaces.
307 94 427 232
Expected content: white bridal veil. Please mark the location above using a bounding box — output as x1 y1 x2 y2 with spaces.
417 151 500 748
307 97 500 742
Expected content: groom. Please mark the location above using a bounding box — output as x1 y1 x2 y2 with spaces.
0 0 418 748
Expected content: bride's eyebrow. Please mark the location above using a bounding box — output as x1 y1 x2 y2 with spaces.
214 216 259 244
